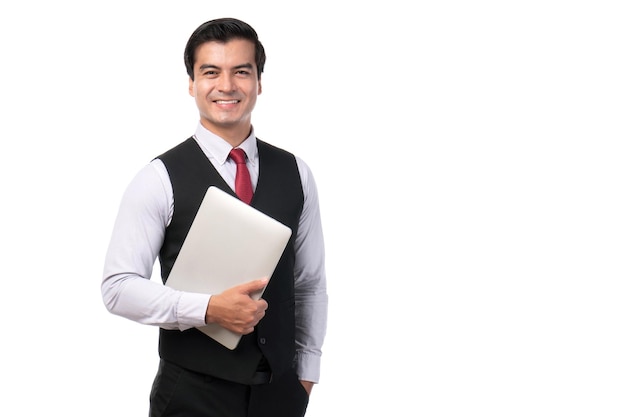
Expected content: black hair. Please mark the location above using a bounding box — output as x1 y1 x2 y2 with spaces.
184 17 266 81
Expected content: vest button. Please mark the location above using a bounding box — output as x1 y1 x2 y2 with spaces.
259 337 266 345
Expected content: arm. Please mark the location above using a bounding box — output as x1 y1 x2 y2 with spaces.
101 160 209 330
101 159 268 333
293 158 329 389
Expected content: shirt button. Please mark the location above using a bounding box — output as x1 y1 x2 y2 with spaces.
259 337 266 345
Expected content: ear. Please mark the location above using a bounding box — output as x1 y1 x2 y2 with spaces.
257 77 262 95
188 77 194 97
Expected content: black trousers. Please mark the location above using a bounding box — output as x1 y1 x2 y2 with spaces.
149 360 310 417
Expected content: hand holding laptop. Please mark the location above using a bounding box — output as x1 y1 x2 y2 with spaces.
205 278 269 335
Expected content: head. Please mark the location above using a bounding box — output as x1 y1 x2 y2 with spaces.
184 18 266 144
184 18 266 81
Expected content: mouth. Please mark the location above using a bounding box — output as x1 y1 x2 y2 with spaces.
214 99 240 104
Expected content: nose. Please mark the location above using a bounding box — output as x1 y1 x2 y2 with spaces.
217 73 235 92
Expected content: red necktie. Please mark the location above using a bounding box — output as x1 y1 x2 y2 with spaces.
229 148 254 204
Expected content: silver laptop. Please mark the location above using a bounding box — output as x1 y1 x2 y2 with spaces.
165 186 292 350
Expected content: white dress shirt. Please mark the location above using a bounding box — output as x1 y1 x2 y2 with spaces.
102 123 328 383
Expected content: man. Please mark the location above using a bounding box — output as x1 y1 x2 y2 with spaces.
102 17 328 417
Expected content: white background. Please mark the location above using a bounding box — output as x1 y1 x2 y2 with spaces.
1 1 625 416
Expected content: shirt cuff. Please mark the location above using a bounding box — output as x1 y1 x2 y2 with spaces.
177 292 211 331
294 351 322 383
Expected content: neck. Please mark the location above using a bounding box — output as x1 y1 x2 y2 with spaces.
200 120 252 148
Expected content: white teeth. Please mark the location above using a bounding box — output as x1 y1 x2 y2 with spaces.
216 100 238 104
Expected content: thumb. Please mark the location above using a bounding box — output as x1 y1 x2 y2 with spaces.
239 277 269 294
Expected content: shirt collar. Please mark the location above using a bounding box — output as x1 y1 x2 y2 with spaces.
193 122 258 166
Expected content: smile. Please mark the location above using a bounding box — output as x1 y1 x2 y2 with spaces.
214 100 239 104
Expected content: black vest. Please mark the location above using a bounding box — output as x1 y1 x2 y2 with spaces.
156 138 304 384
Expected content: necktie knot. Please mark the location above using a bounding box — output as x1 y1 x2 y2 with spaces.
229 148 247 165
229 148 254 204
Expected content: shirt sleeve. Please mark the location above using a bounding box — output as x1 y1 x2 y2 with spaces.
101 160 210 330
293 157 329 383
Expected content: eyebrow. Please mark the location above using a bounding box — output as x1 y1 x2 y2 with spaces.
198 63 254 71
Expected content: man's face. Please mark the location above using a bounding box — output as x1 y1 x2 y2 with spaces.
189 39 261 141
